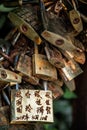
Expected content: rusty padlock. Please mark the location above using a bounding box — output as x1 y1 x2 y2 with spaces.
59 59 83 81
10 89 54 124
8 4 42 45
64 79 76 91
47 79 64 99
69 0 83 33
32 43 57 81
0 68 21 88
45 44 65 68
41 30 80 52
15 53 39 85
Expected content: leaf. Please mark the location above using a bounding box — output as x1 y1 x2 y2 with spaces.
63 88 77 99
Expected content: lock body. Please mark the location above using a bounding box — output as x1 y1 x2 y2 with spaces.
69 9 83 33
15 54 39 85
59 60 83 81
11 89 54 124
0 68 21 88
48 81 64 99
32 54 57 81
8 4 42 45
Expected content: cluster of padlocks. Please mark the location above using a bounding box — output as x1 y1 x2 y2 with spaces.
0 0 87 129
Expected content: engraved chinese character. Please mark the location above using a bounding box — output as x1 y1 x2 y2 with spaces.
32 115 39 120
37 106 44 115
25 104 32 112
16 97 22 106
16 91 22 98
36 99 42 105
40 115 48 120
25 90 31 98
46 106 51 114
45 100 50 105
16 105 22 113
34 90 42 99
22 114 29 120
45 92 51 99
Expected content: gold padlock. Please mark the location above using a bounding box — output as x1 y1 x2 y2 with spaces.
11 89 54 124
32 43 57 81
59 59 83 81
15 54 39 85
8 4 42 45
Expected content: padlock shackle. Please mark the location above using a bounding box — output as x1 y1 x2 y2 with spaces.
34 43 38 54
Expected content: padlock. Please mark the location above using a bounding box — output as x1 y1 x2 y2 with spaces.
60 48 86 65
8 4 42 45
32 43 57 81
15 54 39 85
45 44 65 68
10 89 54 124
0 68 22 88
41 30 79 52
59 59 83 81
47 80 64 99
69 0 83 33
64 79 76 91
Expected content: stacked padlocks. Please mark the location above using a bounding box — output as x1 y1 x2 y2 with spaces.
0 0 87 129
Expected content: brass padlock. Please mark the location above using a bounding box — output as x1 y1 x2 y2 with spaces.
8 4 42 45
41 30 79 52
32 43 57 81
69 0 83 33
0 68 21 89
59 59 83 81
11 89 54 124
45 45 65 68
15 54 39 85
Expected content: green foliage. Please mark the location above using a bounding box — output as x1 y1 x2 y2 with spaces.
0 4 15 12
63 87 77 99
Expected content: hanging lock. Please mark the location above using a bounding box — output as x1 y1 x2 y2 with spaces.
0 68 21 86
10 89 54 124
64 79 76 91
45 44 65 68
59 59 83 81
32 43 57 81
41 30 80 52
47 79 64 99
69 0 83 33
15 54 39 85
8 4 42 45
